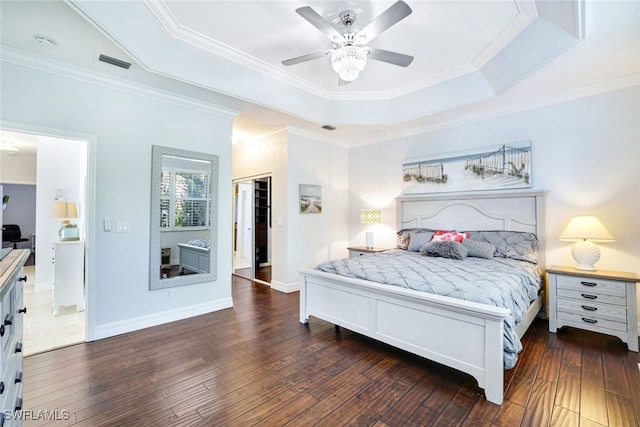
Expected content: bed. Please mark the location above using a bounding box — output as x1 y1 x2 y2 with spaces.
178 239 210 274
298 190 546 405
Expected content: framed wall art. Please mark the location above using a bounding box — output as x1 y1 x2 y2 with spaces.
402 141 532 194
299 184 322 214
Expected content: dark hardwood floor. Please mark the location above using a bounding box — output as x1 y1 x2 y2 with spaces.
24 276 640 426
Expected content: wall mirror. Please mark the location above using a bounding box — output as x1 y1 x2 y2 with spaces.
150 145 219 290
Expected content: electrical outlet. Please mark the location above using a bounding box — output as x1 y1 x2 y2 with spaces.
116 221 129 233
165 290 172 300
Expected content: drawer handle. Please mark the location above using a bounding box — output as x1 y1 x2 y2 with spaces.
14 371 22 384
15 397 22 411
581 293 598 300
0 381 4 394
582 317 598 324
580 281 597 287
15 342 22 353
581 305 598 311
4 315 13 326
0 325 4 337
18 307 27 314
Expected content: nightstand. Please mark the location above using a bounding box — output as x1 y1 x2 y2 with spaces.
347 246 389 258
547 265 639 352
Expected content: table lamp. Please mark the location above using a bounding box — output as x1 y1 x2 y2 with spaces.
52 201 79 241
361 209 381 249
559 215 614 271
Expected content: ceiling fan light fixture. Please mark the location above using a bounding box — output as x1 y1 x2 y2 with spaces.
331 45 368 82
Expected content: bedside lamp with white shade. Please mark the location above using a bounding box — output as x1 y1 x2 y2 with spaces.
559 215 615 271
360 208 381 249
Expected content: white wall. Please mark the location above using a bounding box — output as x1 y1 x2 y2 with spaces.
232 128 349 291
349 87 640 314
286 130 349 283
0 151 36 185
34 136 86 291
1 60 235 339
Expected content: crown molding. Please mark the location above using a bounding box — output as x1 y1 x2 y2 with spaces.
0 46 238 119
144 0 334 100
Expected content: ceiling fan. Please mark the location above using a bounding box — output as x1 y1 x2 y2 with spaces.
282 1 414 85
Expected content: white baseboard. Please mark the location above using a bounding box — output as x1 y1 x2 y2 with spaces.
270 280 299 293
90 297 233 341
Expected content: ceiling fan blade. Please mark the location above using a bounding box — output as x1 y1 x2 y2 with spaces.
296 6 343 43
356 1 412 43
282 50 331 66
368 48 414 67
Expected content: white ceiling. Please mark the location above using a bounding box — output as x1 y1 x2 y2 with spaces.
1 1 638 147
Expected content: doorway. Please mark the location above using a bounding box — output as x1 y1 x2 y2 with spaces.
232 176 271 284
0 127 89 355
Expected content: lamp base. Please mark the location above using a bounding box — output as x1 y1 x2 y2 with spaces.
571 240 600 271
365 231 374 249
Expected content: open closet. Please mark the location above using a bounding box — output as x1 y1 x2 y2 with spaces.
232 176 271 283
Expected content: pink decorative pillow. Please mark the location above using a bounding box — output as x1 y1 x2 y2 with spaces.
431 230 469 243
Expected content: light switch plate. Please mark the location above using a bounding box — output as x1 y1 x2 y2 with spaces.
103 218 111 232
116 221 129 233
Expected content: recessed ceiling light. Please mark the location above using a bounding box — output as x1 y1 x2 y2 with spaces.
33 34 57 48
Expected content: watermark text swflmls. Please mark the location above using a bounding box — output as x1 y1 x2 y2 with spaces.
3 409 71 421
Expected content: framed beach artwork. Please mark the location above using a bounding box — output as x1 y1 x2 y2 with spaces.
402 141 532 194
299 184 322 214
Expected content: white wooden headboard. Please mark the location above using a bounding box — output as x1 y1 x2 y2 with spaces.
396 190 547 267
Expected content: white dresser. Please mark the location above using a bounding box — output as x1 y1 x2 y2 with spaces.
0 249 29 426
52 240 85 316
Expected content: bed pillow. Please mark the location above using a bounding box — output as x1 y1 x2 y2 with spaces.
420 240 468 260
430 230 469 243
397 228 433 250
466 231 538 263
462 238 496 259
407 230 435 252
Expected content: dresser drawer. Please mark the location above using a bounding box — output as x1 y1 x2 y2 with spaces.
556 298 627 323
557 311 627 332
556 288 626 307
556 274 626 297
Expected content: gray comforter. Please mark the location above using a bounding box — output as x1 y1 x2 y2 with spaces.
315 250 542 369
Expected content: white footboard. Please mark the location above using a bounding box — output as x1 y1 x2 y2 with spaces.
177 244 210 274
299 268 510 405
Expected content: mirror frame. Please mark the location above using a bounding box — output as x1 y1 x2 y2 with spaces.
149 145 219 290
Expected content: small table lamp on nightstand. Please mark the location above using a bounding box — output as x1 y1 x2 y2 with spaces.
361 208 381 249
559 215 615 271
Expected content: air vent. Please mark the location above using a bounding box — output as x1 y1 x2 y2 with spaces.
321 125 336 131
98 54 131 70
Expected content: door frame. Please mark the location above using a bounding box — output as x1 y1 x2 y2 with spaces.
1 120 97 342
232 174 271 285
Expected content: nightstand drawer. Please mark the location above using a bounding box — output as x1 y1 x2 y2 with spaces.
557 298 627 323
556 274 626 297
557 311 627 332
556 288 626 307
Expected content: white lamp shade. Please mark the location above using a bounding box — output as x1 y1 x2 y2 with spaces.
559 216 614 242
52 201 79 220
559 216 614 271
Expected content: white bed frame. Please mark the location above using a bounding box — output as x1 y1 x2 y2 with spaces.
299 190 546 404
178 243 210 274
